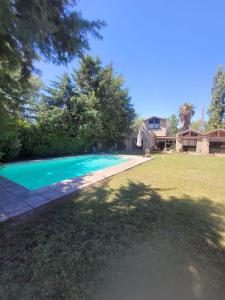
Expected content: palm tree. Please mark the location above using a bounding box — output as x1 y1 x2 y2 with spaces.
179 103 195 132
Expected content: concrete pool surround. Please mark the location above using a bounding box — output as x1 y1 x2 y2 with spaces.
0 155 151 223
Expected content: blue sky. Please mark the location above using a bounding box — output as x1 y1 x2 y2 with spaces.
35 0 225 120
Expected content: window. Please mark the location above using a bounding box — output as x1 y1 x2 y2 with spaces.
149 118 160 130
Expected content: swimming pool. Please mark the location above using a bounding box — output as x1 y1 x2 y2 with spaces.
0 155 128 190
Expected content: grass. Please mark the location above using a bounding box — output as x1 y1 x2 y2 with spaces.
0 154 225 299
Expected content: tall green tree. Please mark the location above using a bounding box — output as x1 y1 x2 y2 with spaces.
42 73 76 135
208 66 225 129
98 64 136 144
169 114 179 134
191 119 203 132
40 73 101 143
45 73 74 109
76 55 102 94
0 0 105 115
179 103 195 132
22 75 43 119
76 56 136 145
132 117 145 132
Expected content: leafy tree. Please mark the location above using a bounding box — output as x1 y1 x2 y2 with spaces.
132 117 145 132
45 74 74 109
1 54 136 161
0 0 105 114
76 56 136 145
169 114 179 134
76 55 102 94
204 121 214 132
208 66 225 129
44 73 75 132
22 76 43 119
98 64 136 144
39 72 101 147
42 73 99 140
71 92 101 147
37 104 69 135
179 103 195 132
190 119 203 131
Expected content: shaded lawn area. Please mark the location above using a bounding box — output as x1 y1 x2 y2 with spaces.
0 154 225 299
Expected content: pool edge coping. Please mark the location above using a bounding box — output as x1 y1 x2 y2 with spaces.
0 155 152 224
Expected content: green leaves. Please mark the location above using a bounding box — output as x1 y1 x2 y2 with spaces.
179 103 195 132
0 54 135 161
208 66 225 129
76 57 136 145
0 0 105 116
169 114 179 134
41 56 135 149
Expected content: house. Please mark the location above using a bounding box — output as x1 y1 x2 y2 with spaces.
177 128 225 154
176 129 204 153
126 116 176 152
205 129 225 153
126 116 225 154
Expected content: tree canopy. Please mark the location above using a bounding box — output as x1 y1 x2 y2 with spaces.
190 119 204 132
0 55 135 161
169 114 179 134
76 56 136 145
0 0 105 115
179 103 195 132
208 66 225 129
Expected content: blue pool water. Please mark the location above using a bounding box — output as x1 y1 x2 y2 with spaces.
0 155 128 190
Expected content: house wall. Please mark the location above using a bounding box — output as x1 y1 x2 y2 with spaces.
125 131 150 152
196 140 202 153
201 138 209 154
143 118 168 137
125 131 138 151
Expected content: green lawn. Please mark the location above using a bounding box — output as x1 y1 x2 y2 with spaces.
1 154 225 300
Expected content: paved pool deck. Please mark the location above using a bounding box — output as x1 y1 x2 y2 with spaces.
0 155 151 223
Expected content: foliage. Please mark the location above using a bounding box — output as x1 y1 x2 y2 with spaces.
132 117 144 132
190 119 203 132
208 66 225 129
0 0 105 116
76 55 102 94
178 102 195 131
169 114 179 134
0 115 21 161
76 56 136 145
204 121 215 132
31 135 82 158
0 55 135 162
16 119 38 158
0 130 21 161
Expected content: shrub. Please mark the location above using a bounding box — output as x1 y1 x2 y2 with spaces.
32 134 83 158
16 119 37 158
0 131 21 161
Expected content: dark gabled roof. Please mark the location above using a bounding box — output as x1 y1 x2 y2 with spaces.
178 129 204 136
205 128 225 135
144 116 167 121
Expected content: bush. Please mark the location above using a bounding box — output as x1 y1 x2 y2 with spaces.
32 134 83 158
0 131 21 162
16 119 37 158
0 118 83 162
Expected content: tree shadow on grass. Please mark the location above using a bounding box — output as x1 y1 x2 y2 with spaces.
0 181 225 300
